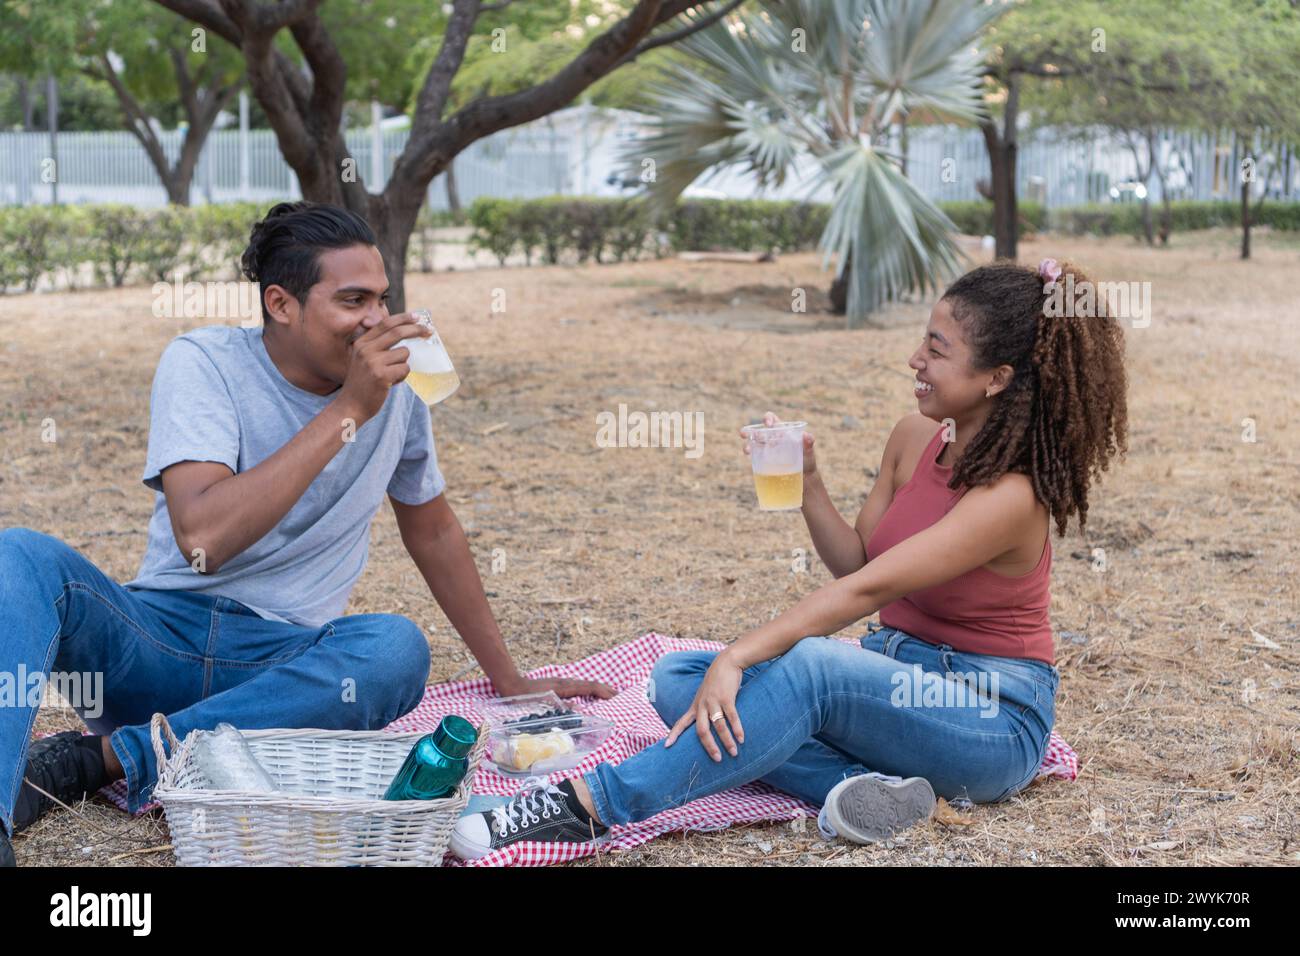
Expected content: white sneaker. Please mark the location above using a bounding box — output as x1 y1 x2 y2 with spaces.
817 772 936 844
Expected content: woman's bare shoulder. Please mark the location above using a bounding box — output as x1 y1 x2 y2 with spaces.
883 413 940 482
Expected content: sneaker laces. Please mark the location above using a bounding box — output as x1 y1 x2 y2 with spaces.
489 776 565 838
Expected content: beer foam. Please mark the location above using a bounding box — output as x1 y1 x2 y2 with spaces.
403 336 454 374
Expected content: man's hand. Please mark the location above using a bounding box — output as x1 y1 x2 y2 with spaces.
495 674 616 700
339 311 431 423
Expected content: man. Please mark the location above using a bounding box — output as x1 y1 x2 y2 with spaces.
0 201 612 866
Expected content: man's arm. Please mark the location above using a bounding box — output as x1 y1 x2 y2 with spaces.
389 493 615 700
163 393 364 573
160 311 428 573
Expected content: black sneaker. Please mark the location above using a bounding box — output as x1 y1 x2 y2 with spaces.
449 777 610 860
0 828 14 867
12 731 108 833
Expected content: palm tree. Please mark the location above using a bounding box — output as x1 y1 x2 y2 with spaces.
630 0 1005 326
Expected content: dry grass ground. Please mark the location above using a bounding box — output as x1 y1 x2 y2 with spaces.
1 228 1297 867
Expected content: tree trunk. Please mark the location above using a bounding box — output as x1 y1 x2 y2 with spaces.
18 77 34 130
1148 133 1172 245
981 119 1018 260
1241 177 1251 260
444 159 461 219
980 72 1019 261
164 174 191 206
1140 196 1154 245
829 250 851 315
368 190 424 313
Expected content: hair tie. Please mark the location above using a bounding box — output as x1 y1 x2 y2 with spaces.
1038 258 1062 293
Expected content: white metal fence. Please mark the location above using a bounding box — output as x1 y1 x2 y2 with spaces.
2 107 1296 209
0 112 580 208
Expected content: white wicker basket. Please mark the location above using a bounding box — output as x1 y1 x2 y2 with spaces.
150 713 486 867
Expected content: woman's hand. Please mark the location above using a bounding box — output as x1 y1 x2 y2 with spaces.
739 411 818 476
664 650 745 761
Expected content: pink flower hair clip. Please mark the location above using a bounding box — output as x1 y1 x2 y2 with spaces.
1038 257 1062 292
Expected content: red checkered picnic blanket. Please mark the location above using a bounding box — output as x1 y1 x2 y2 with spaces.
97 632 1077 866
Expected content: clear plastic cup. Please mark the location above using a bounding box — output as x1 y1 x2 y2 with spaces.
394 309 459 404
740 421 806 511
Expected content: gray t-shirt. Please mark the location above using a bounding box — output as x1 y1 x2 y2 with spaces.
124 324 446 627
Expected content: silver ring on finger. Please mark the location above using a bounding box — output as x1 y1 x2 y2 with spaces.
710 711 725 723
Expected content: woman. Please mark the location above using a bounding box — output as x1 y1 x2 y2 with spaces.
451 258 1128 858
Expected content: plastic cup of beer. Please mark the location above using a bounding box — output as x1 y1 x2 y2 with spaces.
395 309 460 405
740 421 806 511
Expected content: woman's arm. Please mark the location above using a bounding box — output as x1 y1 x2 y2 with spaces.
724 472 1042 669
748 412 898 579
800 468 870 577
801 414 929 578
665 471 1044 758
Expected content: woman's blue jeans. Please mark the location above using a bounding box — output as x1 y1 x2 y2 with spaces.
0 527 432 836
583 624 1061 827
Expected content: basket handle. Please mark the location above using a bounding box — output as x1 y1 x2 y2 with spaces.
150 713 182 775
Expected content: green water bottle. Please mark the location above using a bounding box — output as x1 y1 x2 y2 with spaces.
383 715 477 801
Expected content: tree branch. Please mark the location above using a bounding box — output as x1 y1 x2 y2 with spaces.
620 0 744 65
170 47 201 121
152 0 242 45
249 0 321 32
86 57 173 185
434 0 669 153
288 9 348 135
410 0 484 133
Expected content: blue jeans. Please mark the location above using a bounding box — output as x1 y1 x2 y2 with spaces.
583 624 1061 827
0 527 431 836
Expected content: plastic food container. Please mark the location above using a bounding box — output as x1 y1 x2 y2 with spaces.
481 691 614 777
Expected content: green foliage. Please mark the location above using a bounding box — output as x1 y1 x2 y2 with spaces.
0 200 275 293
183 202 263 280
669 199 829 252
0 206 64 291
464 194 1300 268
403 1 643 116
466 198 522 266
1050 200 1300 236
3 197 1297 295
0 0 243 130
466 196 839 266
937 201 1047 236
86 205 144 287
136 208 188 282
633 0 1006 323
0 73 121 132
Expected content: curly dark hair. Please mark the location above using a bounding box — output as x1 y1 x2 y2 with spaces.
940 259 1129 537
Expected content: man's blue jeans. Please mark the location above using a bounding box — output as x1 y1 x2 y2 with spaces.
0 527 431 837
583 624 1061 827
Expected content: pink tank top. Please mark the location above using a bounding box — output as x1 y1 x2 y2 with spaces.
864 426 1054 665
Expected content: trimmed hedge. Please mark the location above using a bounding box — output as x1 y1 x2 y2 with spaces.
0 201 268 294
4 195 1297 293
1049 199 1300 236
467 196 833 265
464 195 1299 267
938 200 1048 236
